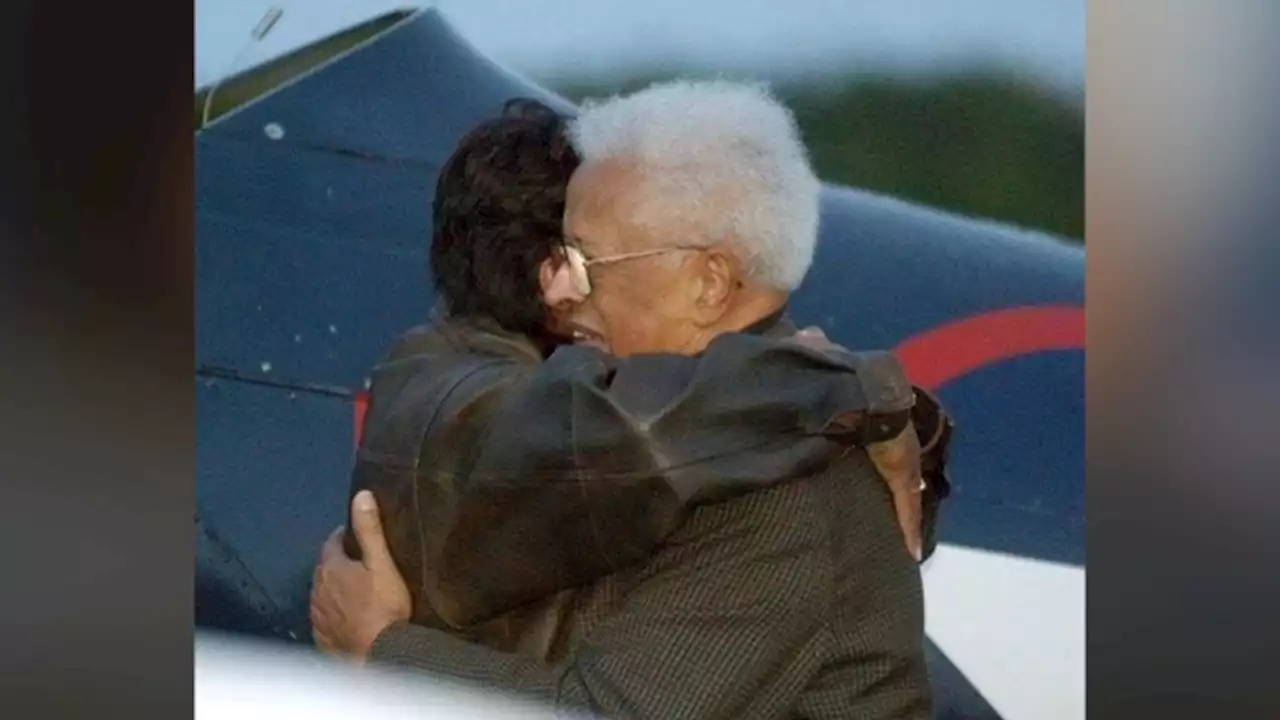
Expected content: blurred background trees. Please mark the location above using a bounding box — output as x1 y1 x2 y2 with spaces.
196 1 1084 242
554 72 1083 241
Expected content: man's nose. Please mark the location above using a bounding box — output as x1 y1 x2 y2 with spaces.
542 264 588 307
547 294 582 311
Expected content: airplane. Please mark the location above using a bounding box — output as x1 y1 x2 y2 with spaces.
194 6 1084 720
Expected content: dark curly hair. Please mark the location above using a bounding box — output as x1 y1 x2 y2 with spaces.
429 98 580 341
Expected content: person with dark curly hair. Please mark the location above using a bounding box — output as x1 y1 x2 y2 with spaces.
427 98 584 350
314 88 953 720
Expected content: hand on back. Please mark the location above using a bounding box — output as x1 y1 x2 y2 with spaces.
794 326 925 561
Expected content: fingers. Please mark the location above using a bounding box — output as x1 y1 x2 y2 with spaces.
309 561 335 653
319 525 345 564
313 632 335 654
309 602 335 653
867 424 925 561
892 488 925 562
350 490 394 572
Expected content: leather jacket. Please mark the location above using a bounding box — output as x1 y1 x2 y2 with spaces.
345 311 950 652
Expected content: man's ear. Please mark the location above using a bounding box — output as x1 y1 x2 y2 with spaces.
539 253 583 308
692 249 736 324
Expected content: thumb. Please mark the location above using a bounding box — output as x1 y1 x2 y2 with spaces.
892 488 925 563
351 491 394 571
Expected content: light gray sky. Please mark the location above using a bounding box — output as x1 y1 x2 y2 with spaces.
195 0 1083 89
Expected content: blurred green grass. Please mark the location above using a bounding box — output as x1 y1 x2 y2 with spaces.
554 73 1083 241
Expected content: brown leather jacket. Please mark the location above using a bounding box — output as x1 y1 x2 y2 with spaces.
346 311 950 655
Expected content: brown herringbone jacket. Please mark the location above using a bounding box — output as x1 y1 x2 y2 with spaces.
351 312 947 719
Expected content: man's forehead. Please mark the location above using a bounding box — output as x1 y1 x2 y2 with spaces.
565 159 648 251
569 158 644 207
569 156 725 243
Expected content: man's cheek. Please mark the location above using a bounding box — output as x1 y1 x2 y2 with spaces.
605 319 646 356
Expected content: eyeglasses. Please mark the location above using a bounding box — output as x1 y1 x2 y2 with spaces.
562 244 701 296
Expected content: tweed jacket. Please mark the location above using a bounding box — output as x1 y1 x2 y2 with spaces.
351 311 951 719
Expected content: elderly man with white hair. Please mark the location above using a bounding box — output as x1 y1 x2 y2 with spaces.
311 81 948 719
557 80 826 354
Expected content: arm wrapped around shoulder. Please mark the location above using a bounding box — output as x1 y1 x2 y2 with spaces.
416 333 929 627
803 346 916 446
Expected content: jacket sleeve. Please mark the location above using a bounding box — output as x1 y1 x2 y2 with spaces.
412 332 914 627
796 452 934 720
368 491 834 720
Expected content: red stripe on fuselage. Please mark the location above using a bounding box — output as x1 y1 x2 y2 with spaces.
352 391 369 449
893 305 1085 392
